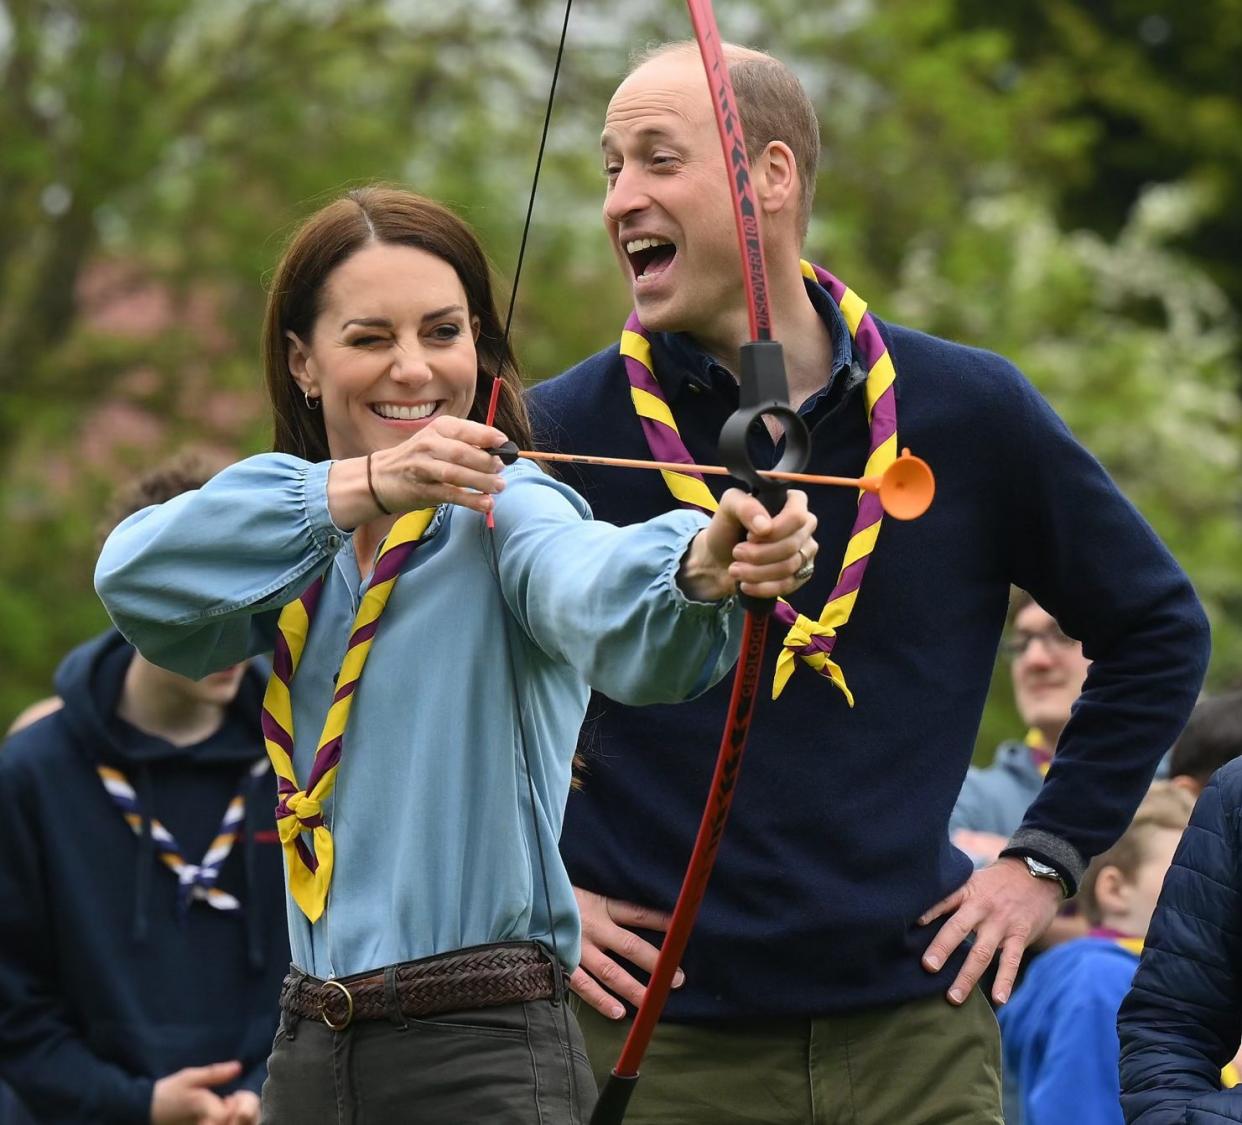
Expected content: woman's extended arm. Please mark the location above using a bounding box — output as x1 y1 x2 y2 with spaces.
493 463 811 705
96 454 342 678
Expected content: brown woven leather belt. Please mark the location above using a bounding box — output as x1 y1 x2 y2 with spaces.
279 942 560 1031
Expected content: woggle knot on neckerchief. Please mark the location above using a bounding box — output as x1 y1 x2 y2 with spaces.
278 789 325 844
174 864 214 916
275 787 336 923
280 789 320 824
772 609 854 706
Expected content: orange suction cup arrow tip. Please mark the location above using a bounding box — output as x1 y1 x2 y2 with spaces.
877 449 935 521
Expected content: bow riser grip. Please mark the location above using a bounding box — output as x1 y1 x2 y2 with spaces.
738 476 788 616
737 340 787 408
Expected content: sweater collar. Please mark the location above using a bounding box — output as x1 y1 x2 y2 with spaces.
647 272 857 404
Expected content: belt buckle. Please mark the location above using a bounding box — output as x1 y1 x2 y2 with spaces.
321 979 354 1031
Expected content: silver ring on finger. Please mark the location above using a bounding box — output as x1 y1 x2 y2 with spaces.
794 545 815 582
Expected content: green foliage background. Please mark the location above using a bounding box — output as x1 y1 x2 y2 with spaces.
2 0 1239 757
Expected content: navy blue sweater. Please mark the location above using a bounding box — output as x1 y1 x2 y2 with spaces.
0 632 289 1122
529 293 1210 1019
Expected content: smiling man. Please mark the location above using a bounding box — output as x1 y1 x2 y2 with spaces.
528 41 1209 1124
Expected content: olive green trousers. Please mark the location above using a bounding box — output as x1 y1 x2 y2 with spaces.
577 987 1002 1125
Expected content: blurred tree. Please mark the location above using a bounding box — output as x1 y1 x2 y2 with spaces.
0 0 588 718
889 183 1242 749
950 0 1242 368
0 0 576 453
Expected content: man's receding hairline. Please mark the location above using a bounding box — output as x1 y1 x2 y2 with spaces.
626 39 772 79
620 38 820 241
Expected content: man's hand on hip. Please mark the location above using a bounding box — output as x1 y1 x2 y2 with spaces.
918 856 1062 1006
569 887 684 1019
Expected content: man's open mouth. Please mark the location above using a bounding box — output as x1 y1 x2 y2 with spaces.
626 236 677 279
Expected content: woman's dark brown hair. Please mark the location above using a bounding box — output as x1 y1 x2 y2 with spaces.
262 185 533 460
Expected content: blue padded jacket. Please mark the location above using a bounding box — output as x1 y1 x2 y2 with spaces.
1118 758 1242 1123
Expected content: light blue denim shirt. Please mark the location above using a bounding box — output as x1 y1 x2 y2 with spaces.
95 454 741 979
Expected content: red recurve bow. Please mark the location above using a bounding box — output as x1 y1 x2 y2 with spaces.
589 3 813 1121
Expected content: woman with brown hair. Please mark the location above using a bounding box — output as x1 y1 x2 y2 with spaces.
95 185 818 1122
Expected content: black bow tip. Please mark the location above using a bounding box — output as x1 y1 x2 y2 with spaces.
590 1073 638 1125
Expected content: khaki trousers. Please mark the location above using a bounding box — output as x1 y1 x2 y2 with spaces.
577 987 1002 1125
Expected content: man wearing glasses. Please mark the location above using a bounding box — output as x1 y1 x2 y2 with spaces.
952 591 1093 871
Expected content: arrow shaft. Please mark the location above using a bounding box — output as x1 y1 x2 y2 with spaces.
513 448 877 493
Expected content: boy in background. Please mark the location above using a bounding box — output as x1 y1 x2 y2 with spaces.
0 453 288 1125
999 784 1195 1125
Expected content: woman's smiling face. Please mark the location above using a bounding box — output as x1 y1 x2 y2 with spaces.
288 241 480 461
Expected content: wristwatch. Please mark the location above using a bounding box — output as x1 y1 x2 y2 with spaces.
1021 855 1071 899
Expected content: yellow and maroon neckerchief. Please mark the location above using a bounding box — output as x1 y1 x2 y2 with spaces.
621 261 897 703
1089 926 1145 957
1025 728 1053 776
260 507 436 922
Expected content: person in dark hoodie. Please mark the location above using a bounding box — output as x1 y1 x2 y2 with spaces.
0 453 288 1125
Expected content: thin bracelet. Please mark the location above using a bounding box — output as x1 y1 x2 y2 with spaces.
366 452 392 515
